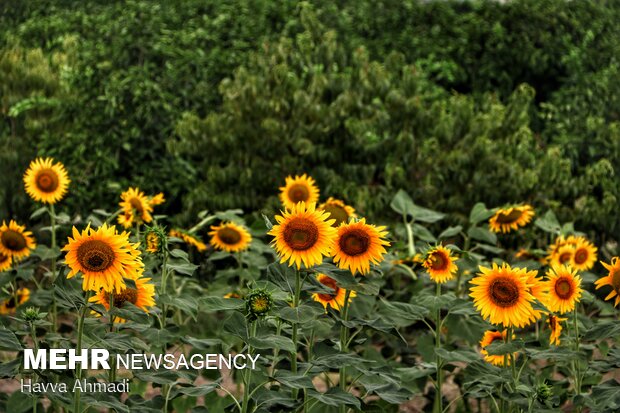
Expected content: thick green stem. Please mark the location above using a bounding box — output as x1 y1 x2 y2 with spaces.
433 282 442 413
241 321 257 413
404 216 415 257
291 268 302 400
108 293 116 383
73 291 91 413
49 205 58 332
30 321 39 413
573 308 581 398
339 289 351 413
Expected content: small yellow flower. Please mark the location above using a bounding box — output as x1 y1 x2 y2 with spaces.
422 246 458 283
489 205 535 233
0 288 30 315
23 157 70 204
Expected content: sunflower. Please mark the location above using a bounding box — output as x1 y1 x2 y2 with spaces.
146 232 160 254
480 330 516 367
0 220 36 261
422 245 458 283
0 288 30 315
488 204 535 233
269 202 336 269
570 238 597 271
170 229 207 252
118 188 165 228
63 223 144 293
318 197 356 226
209 222 252 253
279 174 320 211
312 273 356 311
543 265 582 314
595 257 620 307
23 157 70 204
0 253 11 272
332 218 390 275
470 263 540 328
548 244 575 269
547 314 567 346
89 277 155 323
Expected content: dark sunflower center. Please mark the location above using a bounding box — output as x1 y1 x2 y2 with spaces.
573 248 588 265
323 205 349 226
77 240 115 272
429 252 448 271
5 297 16 309
218 227 242 245
496 209 523 224
35 169 59 193
488 276 520 307
559 252 572 264
129 198 144 214
488 335 502 346
109 288 138 308
1 230 27 251
288 184 310 203
283 218 319 251
317 277 339 301
611 270 620 293
554 278 573 299
339 229 370 256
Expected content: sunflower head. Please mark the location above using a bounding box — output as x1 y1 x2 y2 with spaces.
63 223 144 293
312 273 356 312
479 330 516 366
89 277 156 323
170 229 207 252
0 220 36 261
470 263 540 328
596 257 620 307
118 187 157 227
332 218 390 275
279 174 320 211
489 204 535 233
422 245 458 284
23 157 70 204
144 225 167 255
543 265 583 314
318 197 356 227
570 238 597 271
246 289 273 321
269 202 336 269
547 314 567 346
0 287 31 315
209 222 252 253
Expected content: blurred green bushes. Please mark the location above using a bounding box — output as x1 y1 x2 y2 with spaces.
1 0 619 237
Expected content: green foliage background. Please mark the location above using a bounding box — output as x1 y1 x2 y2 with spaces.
1 0 619 237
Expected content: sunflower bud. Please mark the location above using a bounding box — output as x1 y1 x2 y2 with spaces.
22 307 41 322
245 289 273 321
144 225 167 255
536 382 552 402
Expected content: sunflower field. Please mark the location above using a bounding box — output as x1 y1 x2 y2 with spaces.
2 1 620 413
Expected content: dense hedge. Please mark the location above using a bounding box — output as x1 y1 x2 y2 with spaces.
1 0 619 237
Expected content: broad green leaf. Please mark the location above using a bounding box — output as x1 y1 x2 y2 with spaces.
200 297 244 312
535 210 561 234
248 335 295 353
469 203 494 225
0 327 23 351
468 226 497 245
439 225 463 239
